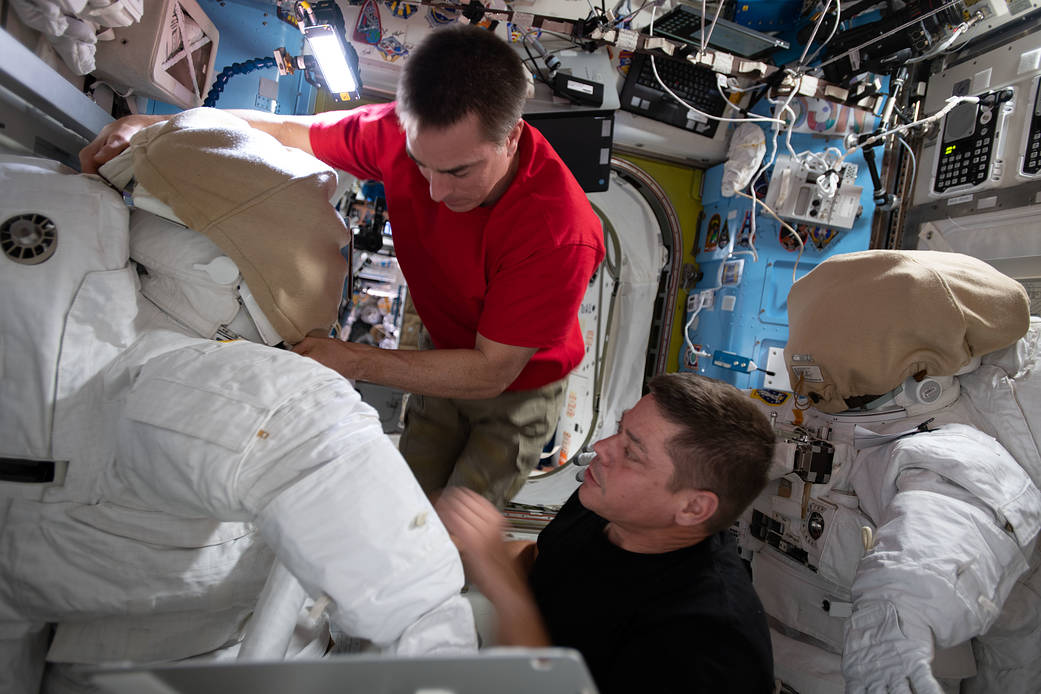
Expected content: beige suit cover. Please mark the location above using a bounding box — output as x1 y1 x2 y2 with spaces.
130 108 350 345
786 250 1030 413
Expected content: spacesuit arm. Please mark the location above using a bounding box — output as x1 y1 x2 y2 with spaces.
843 425 1041 693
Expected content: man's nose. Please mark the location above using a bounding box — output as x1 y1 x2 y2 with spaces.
428 174 451 203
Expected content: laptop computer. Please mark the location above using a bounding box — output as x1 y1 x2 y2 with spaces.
619 51 728 137
648 4 789 58
89 648 600 694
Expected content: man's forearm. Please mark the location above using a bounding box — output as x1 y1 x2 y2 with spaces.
484 578 552 647
468 541 550 647
303 340 517 398
224 110 318 154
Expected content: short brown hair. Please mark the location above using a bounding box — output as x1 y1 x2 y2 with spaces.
647 373 774 534
395 25 527 144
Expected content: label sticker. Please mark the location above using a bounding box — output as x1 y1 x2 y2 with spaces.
791 365 824 382
752 389 790 406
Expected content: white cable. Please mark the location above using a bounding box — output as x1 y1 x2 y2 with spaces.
683 290 714 366
801 0 842 68
905 20 970 64
700 0 726 56
780 98 836 202
797 0 834 66
729 222 759 262
730 247 759 261
842 95 979 157
699 0 707 54
782 101 807 167
614 0 651 26
896 134 918 194
739 87 798 259
724 78 769 93
735 190 799 237
716 76 770 114
735 189 805 283
717 78 740 114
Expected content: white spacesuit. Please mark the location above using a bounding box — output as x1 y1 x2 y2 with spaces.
0 109 476 693
8 0 143 75
738 250 1041 694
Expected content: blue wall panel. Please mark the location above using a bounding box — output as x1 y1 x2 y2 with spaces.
148 0 316 115
679 126 876 389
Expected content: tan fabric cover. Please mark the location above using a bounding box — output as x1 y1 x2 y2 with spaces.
130 108 350 345
785 250 1030 413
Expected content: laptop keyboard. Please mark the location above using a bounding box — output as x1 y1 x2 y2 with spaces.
619 51 726 138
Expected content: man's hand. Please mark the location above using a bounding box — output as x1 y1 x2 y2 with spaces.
79 114 165 174
842 601 944 694
436 487 550 647
292 336 375 380
436 487 510 587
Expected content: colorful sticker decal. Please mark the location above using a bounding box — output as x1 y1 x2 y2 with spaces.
384 0 417 19
683 342 702 371
736 210 753 248
426 5 458 26
353 0 382 45
809 226 839 251
507 23 540 42
377 35 408 61
721 258 744 286
751 389 790 406
617 50 633 77
780 224 809 252
716 220 730 249
704 213 721 252
692 209 705 255
787 96 879 136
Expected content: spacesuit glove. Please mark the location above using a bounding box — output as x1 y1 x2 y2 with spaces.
842 601 944 694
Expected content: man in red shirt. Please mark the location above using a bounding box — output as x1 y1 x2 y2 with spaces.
80 25 604 506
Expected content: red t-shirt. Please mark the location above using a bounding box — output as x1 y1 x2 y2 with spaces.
310 103 605 391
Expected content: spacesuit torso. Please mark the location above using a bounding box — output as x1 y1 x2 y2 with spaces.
739 320 1041 693
0 140 476 694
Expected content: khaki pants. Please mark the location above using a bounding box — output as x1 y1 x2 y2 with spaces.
399 378 567 508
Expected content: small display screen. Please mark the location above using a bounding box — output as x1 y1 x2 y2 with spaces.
943 101 978 142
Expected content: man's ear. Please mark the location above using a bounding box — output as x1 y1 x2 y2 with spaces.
675 490 719 527
505 120 523 154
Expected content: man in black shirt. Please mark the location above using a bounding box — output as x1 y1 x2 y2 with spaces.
437 372 776 693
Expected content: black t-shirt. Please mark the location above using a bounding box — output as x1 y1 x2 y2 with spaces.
530 492 774 694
